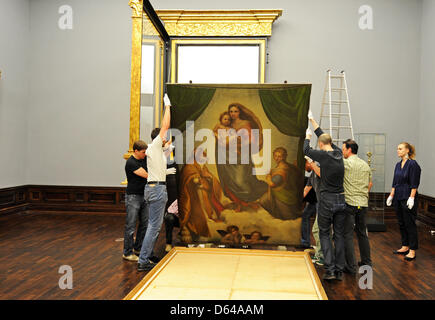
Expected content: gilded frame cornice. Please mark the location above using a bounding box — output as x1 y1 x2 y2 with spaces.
155 9 282 37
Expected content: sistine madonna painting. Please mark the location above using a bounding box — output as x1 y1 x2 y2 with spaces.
167 84 311 245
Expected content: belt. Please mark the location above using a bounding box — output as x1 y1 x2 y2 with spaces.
147 181 166 185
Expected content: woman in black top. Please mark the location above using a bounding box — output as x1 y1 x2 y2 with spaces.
386 142 421 261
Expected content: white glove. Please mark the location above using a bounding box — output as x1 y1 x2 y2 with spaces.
304 156 313 163
163 93 171 107
306 128 313 138
386 195 393 206
308 110 314 120
407 197 414 210
166 167 176 175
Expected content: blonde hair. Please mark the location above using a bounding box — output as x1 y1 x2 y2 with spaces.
400 142 416 160
318 133 332 145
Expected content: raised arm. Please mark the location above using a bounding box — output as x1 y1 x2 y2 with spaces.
308 110 320 132
159 94 172 140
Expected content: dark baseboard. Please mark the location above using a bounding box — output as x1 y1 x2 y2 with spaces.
0 185 126 217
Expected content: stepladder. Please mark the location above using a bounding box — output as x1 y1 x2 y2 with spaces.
319 70 354 145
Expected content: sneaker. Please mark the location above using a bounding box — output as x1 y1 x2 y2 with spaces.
312 257 324 266
149 256 161 264
133 249 140 255
123 254 139 262
137 261 156 272
165 244 173 252
304 248 315 255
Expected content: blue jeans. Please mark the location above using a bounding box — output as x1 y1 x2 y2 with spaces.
318 192 346 274
123 194 148 256
138 184 168 264
301 202 317 247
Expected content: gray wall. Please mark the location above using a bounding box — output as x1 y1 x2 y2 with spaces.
26 0 132 186
419 0 435 196
1 0 433 195
0 0 30 188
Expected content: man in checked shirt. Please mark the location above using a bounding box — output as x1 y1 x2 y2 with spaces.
342 139 373 274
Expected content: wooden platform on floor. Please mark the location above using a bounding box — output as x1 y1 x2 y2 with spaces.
124 247 327 300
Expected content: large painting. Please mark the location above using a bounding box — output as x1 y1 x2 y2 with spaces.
167 84 311 245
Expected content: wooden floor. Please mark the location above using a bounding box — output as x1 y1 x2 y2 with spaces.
0 211 434 300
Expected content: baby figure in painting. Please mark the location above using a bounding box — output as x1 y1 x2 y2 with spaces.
213 112 232 140
214 111 238 150
221 225 246 245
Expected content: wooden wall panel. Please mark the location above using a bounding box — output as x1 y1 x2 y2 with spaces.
1 185 126 216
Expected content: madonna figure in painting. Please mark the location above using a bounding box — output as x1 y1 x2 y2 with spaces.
215 103 268 212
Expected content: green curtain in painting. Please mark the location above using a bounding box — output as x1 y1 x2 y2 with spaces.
167 85 216 132
258 84 311 138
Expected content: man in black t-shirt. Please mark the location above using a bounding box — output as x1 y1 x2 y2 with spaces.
304 111 346 281
123 140 149 262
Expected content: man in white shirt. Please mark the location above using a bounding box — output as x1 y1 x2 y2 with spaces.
137 94 174 271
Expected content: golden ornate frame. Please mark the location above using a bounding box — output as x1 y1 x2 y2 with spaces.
124 0 144 160
155 9 282 37
170 39 266 84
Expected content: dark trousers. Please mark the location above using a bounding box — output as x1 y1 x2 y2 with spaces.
344 204 372 271
164 212 180 244
123 194 148 256
301 202 317 247
164 174 179 244
318 192 346 274
394 198 419 250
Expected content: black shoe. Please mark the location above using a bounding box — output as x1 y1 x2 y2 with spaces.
343 268 356 274
404 255 416 261
334 271 343 281
393 249 409 255
149 256 161 263
358 261 373 267
323 272 336 281
137 261 156 272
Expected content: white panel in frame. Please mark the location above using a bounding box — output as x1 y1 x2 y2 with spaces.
177 45 260 84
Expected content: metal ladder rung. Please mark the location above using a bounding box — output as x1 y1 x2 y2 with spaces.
323 100 349 104
331 88 346 91
321 113 350 116
331 126 352 129
330 75 345 79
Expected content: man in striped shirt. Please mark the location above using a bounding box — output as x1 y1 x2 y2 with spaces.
342 139 373 273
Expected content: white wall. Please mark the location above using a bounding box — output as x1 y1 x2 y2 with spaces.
0 0 30 188
26 0 132 186
419 0 435 196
